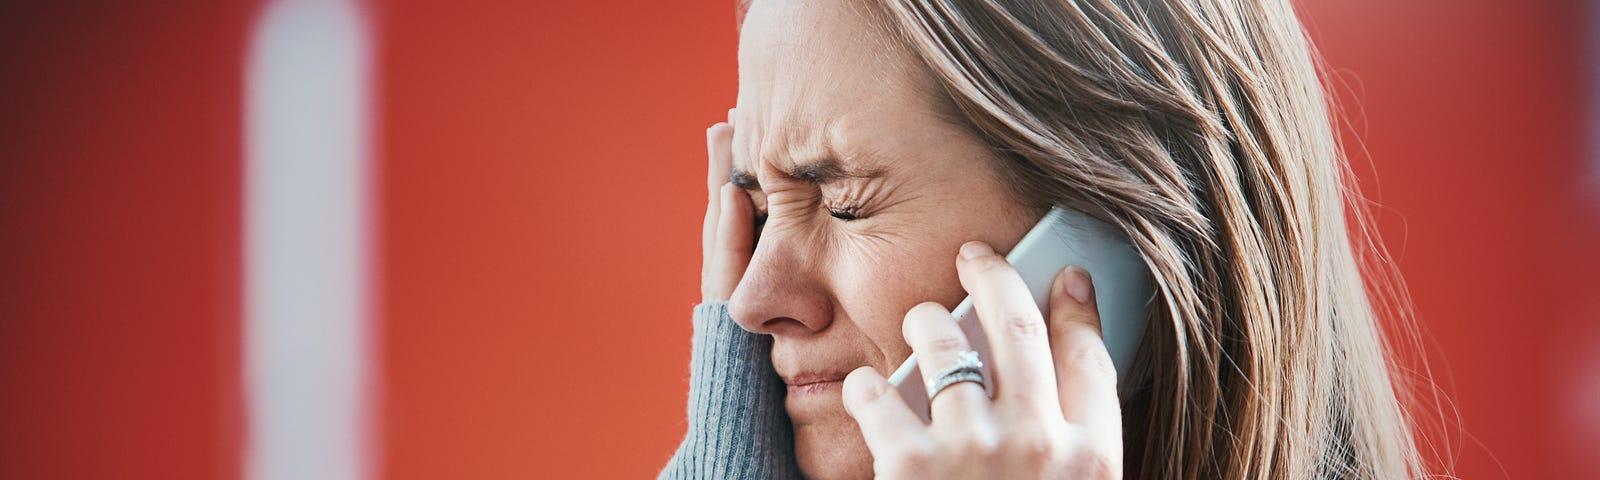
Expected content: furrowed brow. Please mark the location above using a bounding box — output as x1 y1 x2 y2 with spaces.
730 158 885 192
787 159 885 184
729 169 762 191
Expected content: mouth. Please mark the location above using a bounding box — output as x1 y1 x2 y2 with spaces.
780 371 850 396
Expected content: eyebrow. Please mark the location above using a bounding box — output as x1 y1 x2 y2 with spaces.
730 158 886 192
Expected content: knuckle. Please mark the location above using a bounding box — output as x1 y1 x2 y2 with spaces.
1001 312 1047 338
886 443 935 475
850 377 891 405
1066 448 1122 479
1004 389 1036 405
1004 432 1059 469
952 430 1000 460
1067 342 1119 386
925 335 968 355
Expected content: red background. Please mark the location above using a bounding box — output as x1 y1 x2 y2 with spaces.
1 1 1595 478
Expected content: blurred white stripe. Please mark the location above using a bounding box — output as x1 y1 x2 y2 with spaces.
244 1 373 479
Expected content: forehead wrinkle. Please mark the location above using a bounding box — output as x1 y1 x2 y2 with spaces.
735 113 834 189
733 1 938 190
736 111 908 193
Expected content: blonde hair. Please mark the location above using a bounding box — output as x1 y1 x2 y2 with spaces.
860 0 1428 478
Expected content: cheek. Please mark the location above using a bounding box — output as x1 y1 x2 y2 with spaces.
826 235 969 363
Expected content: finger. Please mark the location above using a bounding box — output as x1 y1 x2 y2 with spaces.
902 302 989 424
705 122 733 196
701 122 733 276
705 183 754 300
843 366 927 457
1047 266 1121 439
954 241 1061 417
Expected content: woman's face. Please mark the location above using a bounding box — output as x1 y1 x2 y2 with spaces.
728 0 1041 478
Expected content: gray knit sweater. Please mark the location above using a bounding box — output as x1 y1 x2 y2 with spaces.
659 302 805 479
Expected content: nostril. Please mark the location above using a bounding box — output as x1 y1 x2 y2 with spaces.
726 240 833 336
729 292 816 336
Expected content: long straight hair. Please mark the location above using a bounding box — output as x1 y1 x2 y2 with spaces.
859 0 1428 478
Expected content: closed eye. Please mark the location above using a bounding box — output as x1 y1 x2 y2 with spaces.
826 204 862 221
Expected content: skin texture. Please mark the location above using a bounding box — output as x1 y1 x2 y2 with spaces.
699 1 1122 478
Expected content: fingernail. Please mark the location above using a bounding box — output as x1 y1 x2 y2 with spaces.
1062 267 1094 304
728 108 737 126
959 241 994 259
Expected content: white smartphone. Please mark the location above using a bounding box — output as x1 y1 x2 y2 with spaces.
886 206 1152 422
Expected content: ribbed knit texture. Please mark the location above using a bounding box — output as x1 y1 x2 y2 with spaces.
659 302 802 479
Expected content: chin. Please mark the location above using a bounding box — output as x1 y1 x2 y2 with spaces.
793 417 874 479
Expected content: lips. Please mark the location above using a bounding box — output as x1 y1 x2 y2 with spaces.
780 371 850 396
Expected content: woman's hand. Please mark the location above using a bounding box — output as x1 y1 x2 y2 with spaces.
702 108 756 302
841 241 1123 479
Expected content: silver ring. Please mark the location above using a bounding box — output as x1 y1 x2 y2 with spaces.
929 350 986 402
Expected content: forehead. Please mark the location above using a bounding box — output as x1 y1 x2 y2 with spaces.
734 0 953 176
737 0 911 92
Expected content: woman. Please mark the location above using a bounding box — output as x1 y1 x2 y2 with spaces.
664 0 1425 478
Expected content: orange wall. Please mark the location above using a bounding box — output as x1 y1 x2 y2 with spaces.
1300 0 1599 477
375 2 734 477
0 1 1594 479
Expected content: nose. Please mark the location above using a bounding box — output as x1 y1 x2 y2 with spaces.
728 229 833 336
